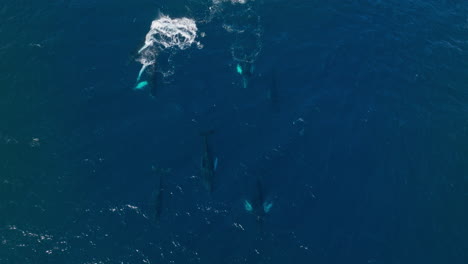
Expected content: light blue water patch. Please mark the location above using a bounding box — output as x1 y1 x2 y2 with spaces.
244 200 253 212
135 81 148 90
213 157 218 171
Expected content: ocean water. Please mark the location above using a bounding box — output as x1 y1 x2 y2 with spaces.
1 0 468 263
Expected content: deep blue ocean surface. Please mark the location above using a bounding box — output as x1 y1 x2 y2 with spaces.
1 0 468 263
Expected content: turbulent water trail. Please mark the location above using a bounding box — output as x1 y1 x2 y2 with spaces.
135 15 201 90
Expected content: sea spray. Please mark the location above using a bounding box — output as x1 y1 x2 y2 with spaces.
135 14 201 90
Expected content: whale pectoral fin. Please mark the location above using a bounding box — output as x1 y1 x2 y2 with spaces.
263 201 273 213
236 64 243 75
213 157 218 171
242 78 248 89
135 81 149 90
244 200 253 212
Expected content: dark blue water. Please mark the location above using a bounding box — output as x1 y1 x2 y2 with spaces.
1 0 468 263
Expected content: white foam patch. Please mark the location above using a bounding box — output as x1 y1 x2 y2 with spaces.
208 0 249 18
136 15 201 84
139 15 200 52
231 0 247 4
213 0 248 5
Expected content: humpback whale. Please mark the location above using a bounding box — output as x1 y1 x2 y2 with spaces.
236 62 254 88
200 130 217 192
267 70 279 111
151 166 171 222
244 177 273 227
149 71 164 98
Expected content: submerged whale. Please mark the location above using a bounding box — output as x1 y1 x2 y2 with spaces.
267 69 279 111
151 166 171 222
200 130 217 192
244 177 273 227
236 62 254 88
135 70 164 98
150 71 164 98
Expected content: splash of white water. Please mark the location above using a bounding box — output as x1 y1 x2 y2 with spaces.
135 15 200 87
